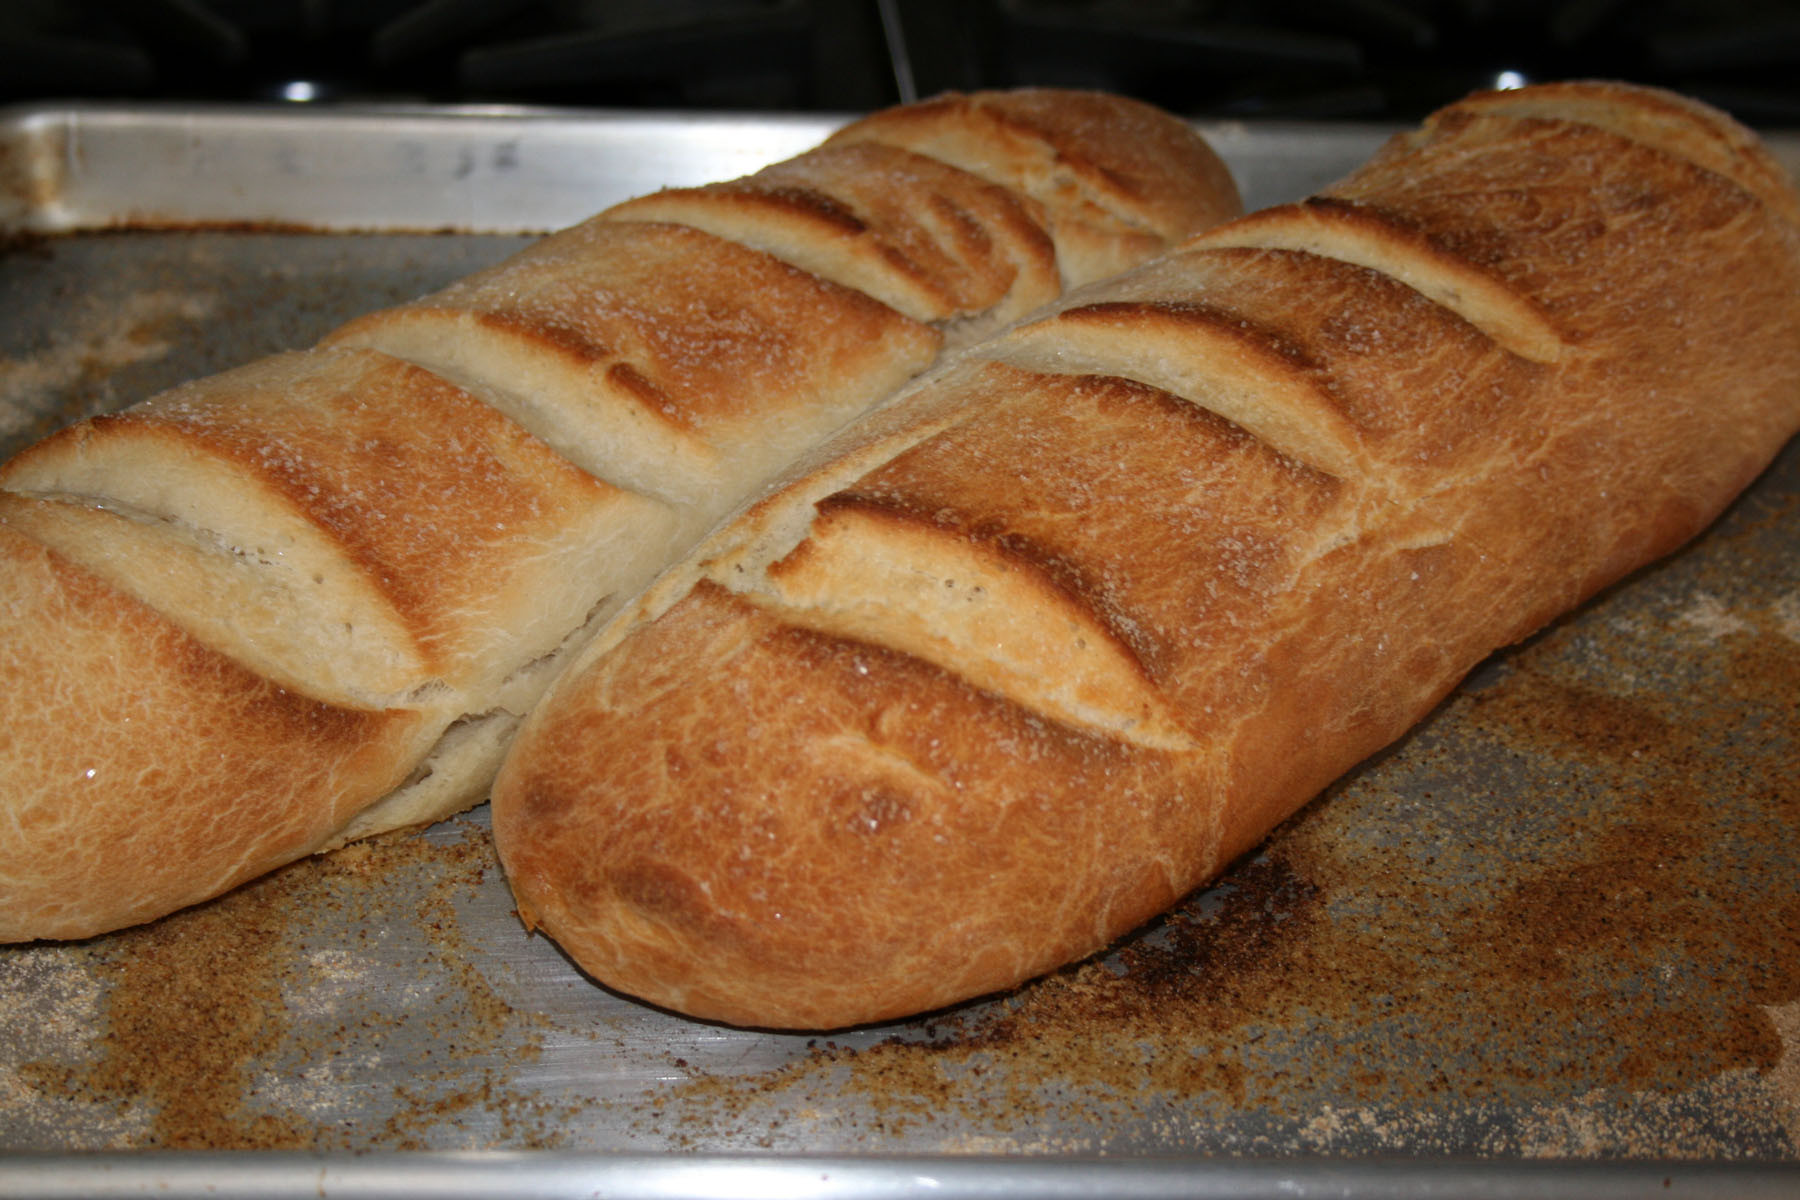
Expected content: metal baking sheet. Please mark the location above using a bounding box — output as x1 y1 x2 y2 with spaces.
0 102 1394 234
1 104 1798 1198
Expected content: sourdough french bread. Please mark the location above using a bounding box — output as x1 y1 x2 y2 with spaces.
0 89 1240 942
490 81 1800 1030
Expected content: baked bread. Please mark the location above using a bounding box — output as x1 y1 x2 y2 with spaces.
490 81 1800 1030
0 89 1239 942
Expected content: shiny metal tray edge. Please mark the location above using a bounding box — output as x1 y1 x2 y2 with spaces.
0 101 847 235
0 101 1419 235
2 1151 1799 1200
4 100 1792 235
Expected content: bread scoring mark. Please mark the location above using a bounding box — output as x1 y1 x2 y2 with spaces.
983 299 1369 481
0 349 656 709
1441 81 1800 229
727 495 1195 751
0 490 424 706
603 362 686 428
963 91 1183 241
458 307 609 364
457 315 697 436
618 180 869 238
1189 197 1569 364
745 183 872 235
827 90 1158 243
328 308 722 505
921 188 1002 266
328 217 944 513
608 141 1059 332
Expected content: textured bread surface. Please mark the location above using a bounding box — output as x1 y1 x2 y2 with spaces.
0 89 1238 943
0 522 443 937
490 81 1800 1030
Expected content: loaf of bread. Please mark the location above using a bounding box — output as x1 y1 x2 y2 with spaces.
490 81 1800 1030
0 89 1240 942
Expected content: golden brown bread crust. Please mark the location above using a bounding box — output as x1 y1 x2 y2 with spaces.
326 219 940 507
490 81 1800 1029
823 87 1243 286
0 522 441 939
0 348 647 706
601 141 1061 342
0 89 1237 943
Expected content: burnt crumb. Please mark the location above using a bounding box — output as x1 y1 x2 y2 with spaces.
0 229 54 262
1115 855 1324 1001
384 1069 585 1151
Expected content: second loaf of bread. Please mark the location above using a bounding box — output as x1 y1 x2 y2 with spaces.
490 81 1800 1030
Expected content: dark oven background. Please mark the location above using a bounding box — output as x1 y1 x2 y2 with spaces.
1 0 1798 124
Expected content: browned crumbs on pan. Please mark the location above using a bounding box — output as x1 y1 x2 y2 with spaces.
16 821 566 1150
